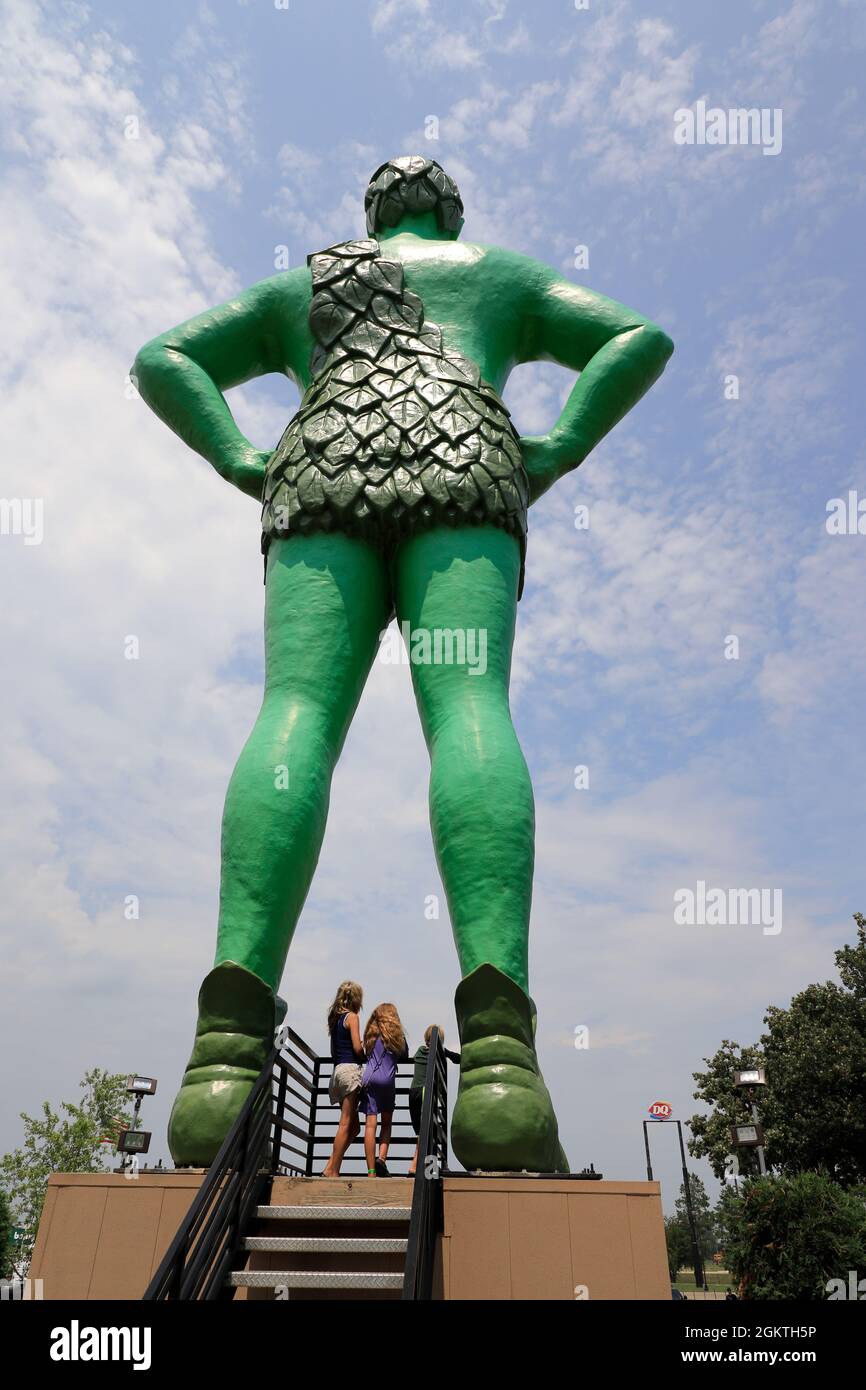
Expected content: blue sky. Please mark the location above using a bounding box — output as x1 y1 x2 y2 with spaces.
0 0 864 1210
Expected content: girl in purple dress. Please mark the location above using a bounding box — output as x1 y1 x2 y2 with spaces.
360 1004 409 1176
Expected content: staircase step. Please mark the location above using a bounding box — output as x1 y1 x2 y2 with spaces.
229 1270 404 1291
269 1175 412 1206
244 1236 407 1254
255 1204 410 1222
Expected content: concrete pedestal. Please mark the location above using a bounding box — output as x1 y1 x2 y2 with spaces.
27 1171 669 1301
28 1171 206 1300
440 1176 669 1300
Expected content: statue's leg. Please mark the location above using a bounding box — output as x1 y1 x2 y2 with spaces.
215 533 389 988
395 524 568 1172
395 525 531 985
168 532 389 1166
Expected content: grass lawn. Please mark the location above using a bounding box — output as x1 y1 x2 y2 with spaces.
675 1268 734 1292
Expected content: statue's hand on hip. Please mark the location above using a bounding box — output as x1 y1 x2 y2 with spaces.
225 446 274 502
520 434 584 507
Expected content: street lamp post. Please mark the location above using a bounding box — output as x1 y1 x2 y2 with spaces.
734 1068 768 1176
116 1075 158 1172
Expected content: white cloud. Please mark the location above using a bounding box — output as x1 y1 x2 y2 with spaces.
0 0 269 1141
756 540 866 724
369 0 528 70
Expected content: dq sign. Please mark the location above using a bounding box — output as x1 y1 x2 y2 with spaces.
648 1101 673 1121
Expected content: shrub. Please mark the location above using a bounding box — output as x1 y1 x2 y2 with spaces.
723 1171 866 1300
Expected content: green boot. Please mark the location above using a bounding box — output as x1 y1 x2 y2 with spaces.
451 963 569 1173
168 961 277 1167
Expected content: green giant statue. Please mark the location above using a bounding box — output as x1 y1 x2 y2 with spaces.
133 157 673 1171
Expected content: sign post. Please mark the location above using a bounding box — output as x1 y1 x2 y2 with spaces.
642 1104 706 1292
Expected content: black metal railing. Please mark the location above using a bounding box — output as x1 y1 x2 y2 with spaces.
274 1029 435 1177
402 1031 448 1300
143 1045 277 1301
144 1025 450 1299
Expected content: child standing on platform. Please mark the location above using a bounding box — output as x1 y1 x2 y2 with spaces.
408 1025 460 1176
360 1004 408 1176
322 981 365 1178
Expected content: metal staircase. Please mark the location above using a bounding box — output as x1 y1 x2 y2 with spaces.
143 1030 447 1301
229 1177 412 1299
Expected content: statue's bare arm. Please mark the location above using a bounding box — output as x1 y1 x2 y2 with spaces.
133 251 673 512
513 260 674 503
132 269 310 500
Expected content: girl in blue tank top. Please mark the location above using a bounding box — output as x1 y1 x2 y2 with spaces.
322 981 365 1178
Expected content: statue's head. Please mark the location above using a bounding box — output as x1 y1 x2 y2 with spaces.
365 156 464 238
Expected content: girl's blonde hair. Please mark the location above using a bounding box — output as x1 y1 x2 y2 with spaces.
364 1003 406 1056
424 1024 444 1047
327 981 363 1035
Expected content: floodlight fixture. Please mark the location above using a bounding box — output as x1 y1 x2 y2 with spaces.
126 1076 158 1095
734 1068 767 1088
731 1122 765 1148
116 1129 151 1155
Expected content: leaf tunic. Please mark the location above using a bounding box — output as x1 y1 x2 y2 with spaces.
261 238 529 597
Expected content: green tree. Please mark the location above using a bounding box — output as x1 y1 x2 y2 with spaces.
675 1172 716 1260
760 987 866 1185
689 914 866 1186
837 913 866 995
688 1040 766 1181
713 1181 742 1260
721 1172 866 1300
0 1186 13 1281
664 1214 691 1279
759 913 866 1186
0 1069 131 1267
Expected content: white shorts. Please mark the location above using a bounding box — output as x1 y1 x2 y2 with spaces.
329 1063 363 1106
